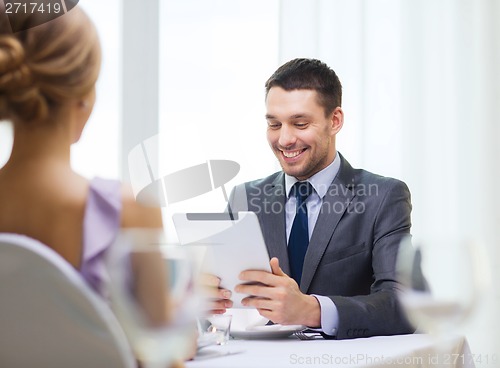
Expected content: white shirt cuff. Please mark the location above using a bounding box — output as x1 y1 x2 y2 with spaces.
312 294 338 336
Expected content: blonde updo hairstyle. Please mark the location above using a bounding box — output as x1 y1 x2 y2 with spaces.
0 5 100 123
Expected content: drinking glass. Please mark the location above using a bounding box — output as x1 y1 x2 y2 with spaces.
106 229 200 368
197 314 232 346
396 235 490 337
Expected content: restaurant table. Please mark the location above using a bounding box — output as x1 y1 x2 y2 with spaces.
187 333 475 368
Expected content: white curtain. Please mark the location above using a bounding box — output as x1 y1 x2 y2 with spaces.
157 0 282 240
400 0 500 355
279 0 499 356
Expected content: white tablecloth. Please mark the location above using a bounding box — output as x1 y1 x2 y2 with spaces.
187 334 475 368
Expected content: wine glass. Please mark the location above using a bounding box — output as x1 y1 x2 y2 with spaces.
105 229 201 368
396 235 490 338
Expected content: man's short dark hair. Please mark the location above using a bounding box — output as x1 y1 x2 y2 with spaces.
265 58 342 117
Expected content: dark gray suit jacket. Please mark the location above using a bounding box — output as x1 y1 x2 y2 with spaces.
228 153 414 339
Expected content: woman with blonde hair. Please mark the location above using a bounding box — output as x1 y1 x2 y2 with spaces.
0 4 164 295
0 5 191 366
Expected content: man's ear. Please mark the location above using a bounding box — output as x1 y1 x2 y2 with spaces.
330 107 344 135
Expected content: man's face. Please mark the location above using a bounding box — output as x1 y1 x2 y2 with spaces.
266 87 343 181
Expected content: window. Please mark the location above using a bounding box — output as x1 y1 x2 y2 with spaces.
0 1 121 176
158 0 281 237
72 0 121 179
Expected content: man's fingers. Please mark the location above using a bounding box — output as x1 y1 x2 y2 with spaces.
207 299 233 314
239 257 286 284
270 257 286 276
235 283 275 299
201 273 221 287
239 270 278 285
256 308 274 322
240 296 275 310
200 273 233 314
204 286 232 299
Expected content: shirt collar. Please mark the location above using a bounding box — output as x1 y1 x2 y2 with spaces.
285 152 341 199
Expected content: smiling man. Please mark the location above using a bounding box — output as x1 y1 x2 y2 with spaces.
221 58 414 339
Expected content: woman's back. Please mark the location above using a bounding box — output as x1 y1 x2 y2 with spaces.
0 157 162 291
0 7 186 366
0 5 162 289
0 162 88 268
0 4 102 269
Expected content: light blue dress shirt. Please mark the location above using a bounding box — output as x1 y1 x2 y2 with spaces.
284 152 341 336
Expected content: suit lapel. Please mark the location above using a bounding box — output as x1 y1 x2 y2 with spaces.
259 173 291 275
300 155 357 292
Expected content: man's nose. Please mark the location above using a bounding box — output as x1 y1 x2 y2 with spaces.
278 125 296 148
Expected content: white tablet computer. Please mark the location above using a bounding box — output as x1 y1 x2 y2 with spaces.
172 211 271 308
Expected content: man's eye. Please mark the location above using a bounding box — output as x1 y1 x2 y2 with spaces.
268 123 281 129
295 122 308 128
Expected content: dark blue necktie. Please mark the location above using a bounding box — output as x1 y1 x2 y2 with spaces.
288 181 313 285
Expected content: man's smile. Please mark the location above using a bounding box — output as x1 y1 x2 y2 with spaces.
280 148 307 160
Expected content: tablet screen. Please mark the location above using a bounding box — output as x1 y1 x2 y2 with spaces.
172 211 271 308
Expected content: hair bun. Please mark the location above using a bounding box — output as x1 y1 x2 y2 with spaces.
0 36 25 72
0 35 48 122
0 36 30 91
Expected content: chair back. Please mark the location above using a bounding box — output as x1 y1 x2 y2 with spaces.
0 233 136 368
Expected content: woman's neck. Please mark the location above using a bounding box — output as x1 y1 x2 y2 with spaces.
5 117 74 170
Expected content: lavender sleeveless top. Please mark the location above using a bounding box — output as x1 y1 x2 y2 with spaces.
80 177 121 295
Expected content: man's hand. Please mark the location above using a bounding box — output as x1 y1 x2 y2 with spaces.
235 257 321 327
200 273 233 314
